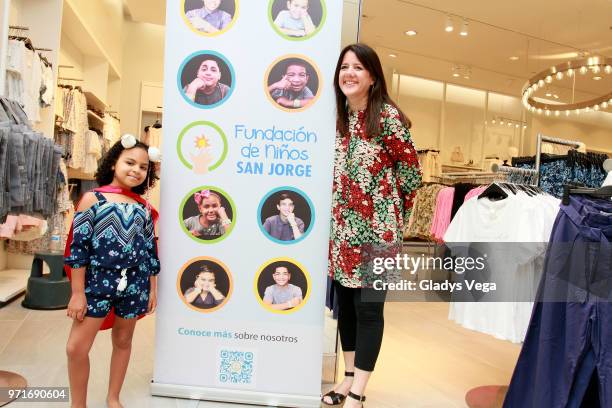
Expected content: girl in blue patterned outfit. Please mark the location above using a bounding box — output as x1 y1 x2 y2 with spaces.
64 134 161 408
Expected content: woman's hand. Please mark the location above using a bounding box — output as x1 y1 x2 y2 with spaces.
67 292 88 321
147 289 157 314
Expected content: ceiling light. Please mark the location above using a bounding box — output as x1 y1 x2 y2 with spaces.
500 120 504 125
445 15 454 32
459 20 468 36
523 125 527 129
555 110 560 116
521 56 612 116
491 119 496 124
515 123 519 128
509 56 519 61
389 54 397 58
602 101 609 109
594 104 600 111
405 30 417 36
452 72 460 77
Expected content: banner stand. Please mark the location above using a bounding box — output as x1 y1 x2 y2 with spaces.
150 382 321 408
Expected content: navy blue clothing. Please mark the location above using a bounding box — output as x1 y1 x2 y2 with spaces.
65 192 159 274
504 195 612 408
84 265 150 318
65 192 159 319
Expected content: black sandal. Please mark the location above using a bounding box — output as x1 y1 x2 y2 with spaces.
321 371 354 405
347 391 366 406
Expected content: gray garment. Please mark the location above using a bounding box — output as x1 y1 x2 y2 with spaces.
183 215 226 238
263 283 303 305
0 96 61 219
263 214 305 241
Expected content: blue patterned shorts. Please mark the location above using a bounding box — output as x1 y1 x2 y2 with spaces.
84 265 150 319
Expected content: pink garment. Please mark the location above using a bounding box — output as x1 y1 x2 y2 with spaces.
0 215 18 239
0 215 45 239
430 187 455 242
463 186 487 202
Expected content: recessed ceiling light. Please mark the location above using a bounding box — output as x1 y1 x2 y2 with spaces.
405 30 417 36
593 76 602 80
553 94 559 99
452 73 460 77
509 56 519 61
389 54 397 58
545 92 552 97
459 20 468 36
445 15 454 32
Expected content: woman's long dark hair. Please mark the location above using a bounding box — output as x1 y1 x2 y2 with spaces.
334 43 411 139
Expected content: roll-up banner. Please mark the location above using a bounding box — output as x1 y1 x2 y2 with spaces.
152 1 343 407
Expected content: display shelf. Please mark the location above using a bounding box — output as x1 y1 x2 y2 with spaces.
0 269 29 305
87 110 105 128
67 168 95 181
62 0 121 79
84 91 107 112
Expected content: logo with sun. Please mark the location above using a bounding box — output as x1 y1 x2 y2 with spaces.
177 121 228 174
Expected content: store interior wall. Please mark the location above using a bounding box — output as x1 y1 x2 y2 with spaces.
120 21 165 137
528 116 612 155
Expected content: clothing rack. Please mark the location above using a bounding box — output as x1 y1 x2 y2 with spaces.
491 163 539 186
535 134 582 185
431 171 506 185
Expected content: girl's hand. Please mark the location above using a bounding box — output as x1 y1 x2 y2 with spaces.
190 229 201 237
147 290 157 314
217 206 229 222
67 292 88 321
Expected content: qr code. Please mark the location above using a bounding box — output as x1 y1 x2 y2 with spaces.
217 349 256 387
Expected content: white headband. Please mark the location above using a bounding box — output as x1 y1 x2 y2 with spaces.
120 134 162 163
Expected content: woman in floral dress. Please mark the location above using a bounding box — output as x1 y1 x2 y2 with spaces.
323 43 422 407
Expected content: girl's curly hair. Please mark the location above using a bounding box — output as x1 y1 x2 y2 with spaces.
95 140 159 195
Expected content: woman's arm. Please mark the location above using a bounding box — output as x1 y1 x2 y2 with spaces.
380 106 423 220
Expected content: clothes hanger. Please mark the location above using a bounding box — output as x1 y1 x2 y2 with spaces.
478 182 510 201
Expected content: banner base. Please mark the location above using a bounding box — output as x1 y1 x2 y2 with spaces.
150 381 321 408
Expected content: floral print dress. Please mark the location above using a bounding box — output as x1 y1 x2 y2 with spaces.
329 104 422 288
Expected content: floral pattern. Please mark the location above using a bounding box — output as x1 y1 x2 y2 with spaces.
329 104 422 288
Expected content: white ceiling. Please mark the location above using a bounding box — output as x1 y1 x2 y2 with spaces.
122 0 611 104
124 0 166 26
361 0 612 99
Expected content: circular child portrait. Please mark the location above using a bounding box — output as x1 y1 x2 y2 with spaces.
180 186 236 243
178 51 235 109
177 257 232 312
255 259 310 314
265 56 321 112
182 0 238 36
177 121 228 174
258 187 314 244
269 0 326 40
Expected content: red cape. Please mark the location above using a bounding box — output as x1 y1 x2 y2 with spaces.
64 186 159 330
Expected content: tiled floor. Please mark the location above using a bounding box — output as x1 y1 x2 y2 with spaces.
0 296 520 407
